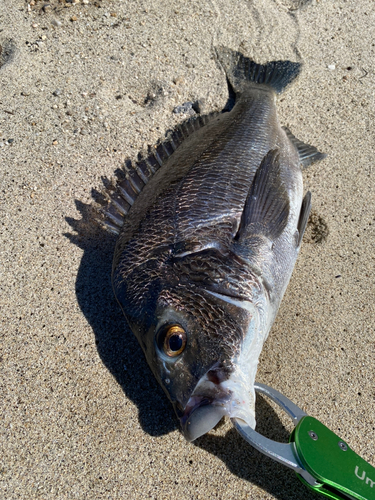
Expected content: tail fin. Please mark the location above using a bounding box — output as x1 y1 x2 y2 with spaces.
216 46 301 95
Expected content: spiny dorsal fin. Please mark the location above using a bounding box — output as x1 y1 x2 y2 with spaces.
283 126 326 168
236 149 290 241
96 113 219 234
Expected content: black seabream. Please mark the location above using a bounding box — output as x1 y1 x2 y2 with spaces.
100 47 325 442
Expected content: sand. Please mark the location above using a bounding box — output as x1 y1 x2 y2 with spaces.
1 0 374 499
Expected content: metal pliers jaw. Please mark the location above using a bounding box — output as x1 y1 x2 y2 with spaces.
232 382 319 487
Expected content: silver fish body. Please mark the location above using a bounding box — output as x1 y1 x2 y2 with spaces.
108 48 325 441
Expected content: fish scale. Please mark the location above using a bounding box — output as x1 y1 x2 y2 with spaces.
175 93 278 245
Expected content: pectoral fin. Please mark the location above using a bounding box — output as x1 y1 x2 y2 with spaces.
235 149 290 242
296 191 312 247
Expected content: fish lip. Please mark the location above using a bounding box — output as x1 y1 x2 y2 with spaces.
179 393 230 426
176 378 233 442
179 394 232 442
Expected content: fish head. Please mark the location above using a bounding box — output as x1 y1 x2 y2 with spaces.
114 259 268 441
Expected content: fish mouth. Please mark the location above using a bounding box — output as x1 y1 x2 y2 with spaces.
177 368 256 442
180 394 230 442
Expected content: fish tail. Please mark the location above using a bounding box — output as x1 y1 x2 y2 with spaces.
215 46 301 94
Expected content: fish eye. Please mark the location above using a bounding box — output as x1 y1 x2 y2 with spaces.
157 325 187 357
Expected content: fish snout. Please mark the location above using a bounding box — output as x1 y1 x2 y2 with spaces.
174 364 257 441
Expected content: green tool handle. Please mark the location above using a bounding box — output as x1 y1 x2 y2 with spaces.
292 416 375 500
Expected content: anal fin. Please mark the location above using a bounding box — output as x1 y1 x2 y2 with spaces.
283 126 326 168
235 149 290 242
297 191 312 247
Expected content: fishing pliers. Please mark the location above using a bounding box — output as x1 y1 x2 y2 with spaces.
232 382 375 500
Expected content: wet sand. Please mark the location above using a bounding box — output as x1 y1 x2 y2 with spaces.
1 0 374 498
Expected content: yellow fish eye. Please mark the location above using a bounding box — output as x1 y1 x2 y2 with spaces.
161 325 187 357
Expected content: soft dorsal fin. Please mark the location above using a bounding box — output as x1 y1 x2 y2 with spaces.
283 126 326 168
296 191 312 247
235 149 290 242
95 113 219 234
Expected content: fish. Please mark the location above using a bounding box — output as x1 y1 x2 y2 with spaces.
99 47 325 442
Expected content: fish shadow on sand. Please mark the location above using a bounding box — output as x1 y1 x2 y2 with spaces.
195 395 318 500
64 98 237 438
67 202 317 499
65 200 177 437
